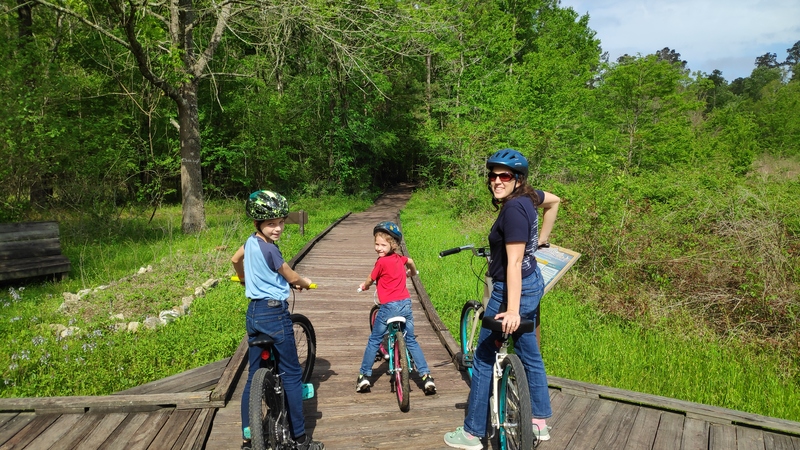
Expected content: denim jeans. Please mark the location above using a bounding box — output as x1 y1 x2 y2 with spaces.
359 298 430 376
241 300 306 440
463 269 551 438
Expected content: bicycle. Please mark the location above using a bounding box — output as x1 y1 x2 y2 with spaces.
234 276 318 450
366 296 414 412
481 314 538 449
439 244 546 382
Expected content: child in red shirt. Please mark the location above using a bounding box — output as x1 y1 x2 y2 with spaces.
356 221 436 394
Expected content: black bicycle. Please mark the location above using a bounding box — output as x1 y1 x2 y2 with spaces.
246 290 317 450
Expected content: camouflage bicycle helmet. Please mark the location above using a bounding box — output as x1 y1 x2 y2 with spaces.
373 221 402 242
486 148 529 176
245 190 289 221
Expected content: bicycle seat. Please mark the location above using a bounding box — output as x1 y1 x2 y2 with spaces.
249 333 275 348
387 316 407 324
481 315 535 334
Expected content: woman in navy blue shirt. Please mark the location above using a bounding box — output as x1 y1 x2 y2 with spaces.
445 149 560 449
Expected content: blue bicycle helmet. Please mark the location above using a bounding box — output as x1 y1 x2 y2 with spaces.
373 221 402 242
486 148 529 176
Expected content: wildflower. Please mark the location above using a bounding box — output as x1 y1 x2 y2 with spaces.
9 363 18 371
39 353 50 364
10 317 20 322
92 329 103 338
32 336 45 346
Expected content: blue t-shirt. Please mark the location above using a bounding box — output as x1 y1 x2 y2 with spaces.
487 192 543 282
243 233 290 301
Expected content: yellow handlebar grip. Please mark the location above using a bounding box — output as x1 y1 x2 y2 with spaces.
231 275 241 282
308 283 317 289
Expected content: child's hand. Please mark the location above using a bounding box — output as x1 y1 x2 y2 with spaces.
358 282 369 292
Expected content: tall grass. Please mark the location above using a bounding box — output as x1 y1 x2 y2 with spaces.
0 194 373 397
401 187 800 422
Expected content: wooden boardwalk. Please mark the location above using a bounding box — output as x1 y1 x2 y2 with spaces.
2 184 800 449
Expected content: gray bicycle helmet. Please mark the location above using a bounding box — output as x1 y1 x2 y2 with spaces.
486 148 529 176
245 190 289 221
373 221 402 242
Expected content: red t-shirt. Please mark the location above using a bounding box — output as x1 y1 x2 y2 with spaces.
371 253 410 304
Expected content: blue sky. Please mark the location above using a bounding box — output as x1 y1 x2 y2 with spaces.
558 0 800 81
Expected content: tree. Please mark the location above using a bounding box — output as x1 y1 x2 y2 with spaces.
654 47 687 70
755 52 779 69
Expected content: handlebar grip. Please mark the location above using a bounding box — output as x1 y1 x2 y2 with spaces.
230 275 241 282
308 283 317 289
439 247 462 257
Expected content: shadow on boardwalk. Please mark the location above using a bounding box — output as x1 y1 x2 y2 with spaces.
2 183 800 449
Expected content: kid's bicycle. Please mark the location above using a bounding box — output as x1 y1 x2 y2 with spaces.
234 276 318 450
367 299 414 412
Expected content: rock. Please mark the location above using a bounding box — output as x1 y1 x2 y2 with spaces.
127 322 140 333
60 326 80 339
144 316 160 329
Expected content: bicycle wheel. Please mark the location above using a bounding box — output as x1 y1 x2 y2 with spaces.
249 368 280 450
369 304 380 331
459 300 483 380
291 313 316 384
393 333 411 412
498 355 534 450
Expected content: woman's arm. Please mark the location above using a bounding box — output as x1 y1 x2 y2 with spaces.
538 192 560 245
495 241 525 334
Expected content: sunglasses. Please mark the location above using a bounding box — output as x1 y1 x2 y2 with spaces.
487 172 515 182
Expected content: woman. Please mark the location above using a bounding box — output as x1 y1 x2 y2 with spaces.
444 149 560 450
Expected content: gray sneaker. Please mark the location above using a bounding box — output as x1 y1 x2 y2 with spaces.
444 427 482 450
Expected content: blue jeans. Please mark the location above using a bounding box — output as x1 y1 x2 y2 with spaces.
359 298 430 376
241 300 306 440
464 269 551 438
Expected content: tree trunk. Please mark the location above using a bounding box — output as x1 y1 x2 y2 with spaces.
177 82 206 233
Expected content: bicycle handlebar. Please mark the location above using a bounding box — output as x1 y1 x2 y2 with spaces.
230 275 316 289
439 244 475 258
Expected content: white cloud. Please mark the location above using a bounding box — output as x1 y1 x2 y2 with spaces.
560 0 800 80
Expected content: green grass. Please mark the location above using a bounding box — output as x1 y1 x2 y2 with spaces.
0 194 373 397
401 187 800 422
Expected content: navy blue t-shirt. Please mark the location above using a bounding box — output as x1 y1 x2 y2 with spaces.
488 192 543 282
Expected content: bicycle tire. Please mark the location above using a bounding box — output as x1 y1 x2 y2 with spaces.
498 355 534 450
249 368 280 450
369 304 380 331
393 333 411 412
291 313 316 384
459 300 483 380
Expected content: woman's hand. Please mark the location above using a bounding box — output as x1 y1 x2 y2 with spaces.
495 311 521 334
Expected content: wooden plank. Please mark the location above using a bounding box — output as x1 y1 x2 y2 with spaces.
72 413 128 449
210 338 248 403
563 399 616 449
0 238 63 259
182 409 215 450
0 255 71 281
736 426 765 450
624 407 661 450
0 222 59 242
544 396 593 448
147 409 195 449
763 431 796 450
549 376 800 436
122 410 170 450
0 391 212 414
47 413 105 450
681 417 710 450
595 402 640 449
709 423 738 450
22 413 83 450
0 413 35 447
0 414 59 450
652 411 684 450
115 359 228 395
0 414 18 431
96 412 150 450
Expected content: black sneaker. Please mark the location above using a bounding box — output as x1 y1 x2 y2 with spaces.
422 374 436 394
295 434 325 450
356 374 371 393
241 440 252 450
